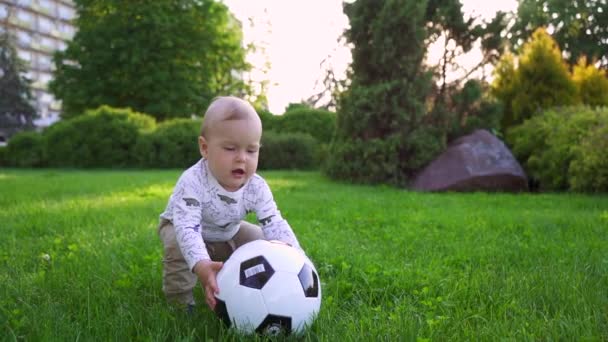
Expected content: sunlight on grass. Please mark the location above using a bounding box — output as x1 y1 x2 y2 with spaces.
0 173 15 180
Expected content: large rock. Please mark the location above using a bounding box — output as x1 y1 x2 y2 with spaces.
411 129 528 192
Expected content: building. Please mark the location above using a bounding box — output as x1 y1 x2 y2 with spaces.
0 0 75 129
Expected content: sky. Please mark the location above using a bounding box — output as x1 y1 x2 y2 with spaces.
223 0 518 113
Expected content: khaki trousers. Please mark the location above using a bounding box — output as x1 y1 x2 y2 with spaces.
158 219 264 306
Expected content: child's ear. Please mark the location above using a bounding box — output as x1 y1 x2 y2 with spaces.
198 136 208 158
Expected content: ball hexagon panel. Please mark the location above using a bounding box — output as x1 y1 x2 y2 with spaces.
239 255 274 289
260 272 321 334
298 263 320 298
255 314 292 336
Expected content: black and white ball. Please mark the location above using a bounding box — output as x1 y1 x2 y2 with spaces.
214 240 321 336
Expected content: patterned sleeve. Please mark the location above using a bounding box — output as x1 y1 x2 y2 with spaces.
172 174 210 271
253 179 302 250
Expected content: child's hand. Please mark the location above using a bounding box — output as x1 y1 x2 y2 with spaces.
193 260 224 310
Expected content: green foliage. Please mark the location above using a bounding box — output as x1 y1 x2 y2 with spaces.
572 57 608 107
0 146 6 166
509 0 608 68
491 50 518 130
257 109 279 132
569 121 608 192
509 106 608 192
5 131 45 167
0 31 37 136
259 131 318 170
50 0 252 121
44 106 155 167
447 79 503 141
328 0 439 186
493 28 578 134
279 108 336 143
134 118 200 168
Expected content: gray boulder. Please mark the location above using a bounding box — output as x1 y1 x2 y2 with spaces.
411 129 528 192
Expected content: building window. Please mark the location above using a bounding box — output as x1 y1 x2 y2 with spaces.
40 36 56 51
39 16 54 32
17 9 34 25
58 5 74 20
17 30 32 46
39 0 56 14
37 54 52 70
17 49 32 62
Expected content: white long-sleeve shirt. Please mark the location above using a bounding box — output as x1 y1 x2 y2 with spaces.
160 158 301 270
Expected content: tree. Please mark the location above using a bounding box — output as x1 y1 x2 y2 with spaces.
0 31 37 137
493 28 578 133
509 0 608 69
325 0 443 186
572 56 608 107
50 0 252 121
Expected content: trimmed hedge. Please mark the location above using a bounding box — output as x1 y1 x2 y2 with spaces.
5 131 46 167
44 106 156 167
134 118 201 168
2 105 326 170
259 131 318 170
279 108 336 143
0 146 6 167
509 106 608 192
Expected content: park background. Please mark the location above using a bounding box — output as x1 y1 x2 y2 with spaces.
1 0 607 340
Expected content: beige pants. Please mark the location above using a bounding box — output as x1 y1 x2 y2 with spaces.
158 219 264 306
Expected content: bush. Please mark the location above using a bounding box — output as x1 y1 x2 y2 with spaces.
5 131 46 167
569 121 608 192
509 106 608 191
258 109 280 132
572 56 608 107
0 146 6 167
44 106 156 168
447 79 503 142
134 118 201 168
279 108 336 143
324 126 443 185
258 132 318 170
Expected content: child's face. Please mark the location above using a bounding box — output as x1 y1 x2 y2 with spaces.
199 118 261 192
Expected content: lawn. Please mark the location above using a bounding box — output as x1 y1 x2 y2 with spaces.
1 169 607 341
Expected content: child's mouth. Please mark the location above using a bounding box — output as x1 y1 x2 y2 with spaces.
232 169 245 177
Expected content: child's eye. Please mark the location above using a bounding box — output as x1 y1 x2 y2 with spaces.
247 149 258 154
224 147 236 151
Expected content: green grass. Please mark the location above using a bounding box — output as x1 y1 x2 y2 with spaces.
1 169 607 341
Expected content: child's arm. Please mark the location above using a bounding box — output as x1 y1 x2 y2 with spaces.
253 180 302 250
172 176 221 308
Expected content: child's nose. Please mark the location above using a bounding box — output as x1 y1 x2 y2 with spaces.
236 150 247 162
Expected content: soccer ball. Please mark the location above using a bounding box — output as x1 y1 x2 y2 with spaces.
214 240 321 336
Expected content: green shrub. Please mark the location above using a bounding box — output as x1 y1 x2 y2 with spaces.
572 57 608 107
279 108 336 143
0 146 6 166
447 79 503 141
44 106 156 168
509 106 608 191
493 28 578 135
569 121 608 192
5 131 46 167
258 109 279 132
134 118 200 168
324 126 443 185
259 131 318 170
